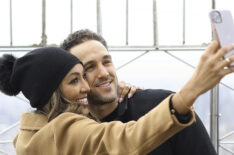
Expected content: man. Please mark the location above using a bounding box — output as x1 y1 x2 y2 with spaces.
61 29 217 155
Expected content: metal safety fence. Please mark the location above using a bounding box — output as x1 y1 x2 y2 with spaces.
0 0 234 154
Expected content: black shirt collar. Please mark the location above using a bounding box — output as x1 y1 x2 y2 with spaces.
100 97 128 122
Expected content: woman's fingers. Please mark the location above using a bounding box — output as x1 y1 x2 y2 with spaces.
136 86 144 90
220 66 234 76
128 86 137 98
216 56 234 69
118 81 137 102
117 81 127 102
214 43 234 60
206 41 220 55
119 85 130 102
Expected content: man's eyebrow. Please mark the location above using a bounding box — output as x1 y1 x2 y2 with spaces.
84 55 112 66
84 61 93 67
103 55 112 59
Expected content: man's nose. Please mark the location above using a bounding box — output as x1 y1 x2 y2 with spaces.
97 65 109 78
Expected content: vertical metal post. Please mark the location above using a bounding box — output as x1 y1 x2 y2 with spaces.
153 0 158 46
210 1 219 154
125 0 129 45
97 0 102 35
182 0 186 44
10 0 13 46
41 0 47 46
70 0 73 33
211 0 215 40
210 86 219 153
212 0 215 11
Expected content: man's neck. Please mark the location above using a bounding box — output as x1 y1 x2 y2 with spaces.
88 100 118 120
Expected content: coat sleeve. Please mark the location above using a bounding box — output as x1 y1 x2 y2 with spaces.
51 95 196 155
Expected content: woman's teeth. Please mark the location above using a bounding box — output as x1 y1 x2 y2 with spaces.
77 98 87 103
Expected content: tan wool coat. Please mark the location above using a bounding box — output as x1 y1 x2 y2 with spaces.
13 95 195 155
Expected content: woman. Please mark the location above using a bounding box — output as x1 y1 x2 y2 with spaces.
0 42 233 154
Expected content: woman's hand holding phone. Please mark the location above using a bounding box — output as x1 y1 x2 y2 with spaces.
172 41 234 114
210 10 234 65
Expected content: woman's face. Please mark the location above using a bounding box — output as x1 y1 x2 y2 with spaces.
60 64 90 115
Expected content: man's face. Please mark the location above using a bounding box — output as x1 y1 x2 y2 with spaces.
70 40 118 105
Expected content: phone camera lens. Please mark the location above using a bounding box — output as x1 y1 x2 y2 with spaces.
212 11 222 23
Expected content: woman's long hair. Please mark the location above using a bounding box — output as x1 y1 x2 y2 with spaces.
36 88 97 122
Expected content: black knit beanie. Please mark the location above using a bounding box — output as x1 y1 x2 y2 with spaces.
0 47 82 108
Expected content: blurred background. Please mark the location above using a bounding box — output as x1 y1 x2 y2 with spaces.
0 0 234 154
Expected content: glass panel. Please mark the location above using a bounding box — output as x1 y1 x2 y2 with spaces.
0 1 10 46
128 0 153 45
12 0 41 45
219 83 234 155
157 0 183 45
72 0 97 33
216 0 234 13
101 0 126 45
0 51 34 155
185 0 212 45
46 0 70 44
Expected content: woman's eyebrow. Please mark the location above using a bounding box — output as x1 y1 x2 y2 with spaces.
68 72 80 77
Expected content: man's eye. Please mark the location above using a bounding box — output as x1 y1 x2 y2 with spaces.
70 78 78 84
103 60 111 65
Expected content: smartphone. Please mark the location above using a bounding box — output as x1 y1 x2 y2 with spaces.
209 10 234 59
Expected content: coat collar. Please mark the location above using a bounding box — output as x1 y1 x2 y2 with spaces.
20 113 48 130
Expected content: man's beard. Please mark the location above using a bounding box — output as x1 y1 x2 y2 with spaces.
87 89 117 105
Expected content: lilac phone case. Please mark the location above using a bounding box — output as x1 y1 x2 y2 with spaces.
210 10 234 58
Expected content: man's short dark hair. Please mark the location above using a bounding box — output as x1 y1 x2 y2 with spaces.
61 29 108 51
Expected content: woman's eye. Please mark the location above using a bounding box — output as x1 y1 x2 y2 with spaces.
70 78 78 84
